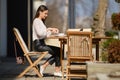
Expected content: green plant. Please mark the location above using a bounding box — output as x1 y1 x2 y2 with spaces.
101 51 108 61
101 38 114 61
102 38 115 48
105 31 118 37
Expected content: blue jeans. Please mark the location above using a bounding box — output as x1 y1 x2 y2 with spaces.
33 39 61 67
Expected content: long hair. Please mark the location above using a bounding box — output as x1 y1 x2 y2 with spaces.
34 5 48 22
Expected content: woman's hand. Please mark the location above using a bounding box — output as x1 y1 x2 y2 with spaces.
47 28 59 34
52 28 59 34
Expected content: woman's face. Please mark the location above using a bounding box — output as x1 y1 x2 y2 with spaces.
40 10 48 20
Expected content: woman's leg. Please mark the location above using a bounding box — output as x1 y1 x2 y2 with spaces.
36 45 56 68
42 56 55 69
39 45 62 76
36 44 61 68
33 40 61 76
34 45 56 76
33 40 55 69
48 45 61 72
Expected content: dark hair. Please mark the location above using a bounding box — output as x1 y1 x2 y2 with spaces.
34 5 48 19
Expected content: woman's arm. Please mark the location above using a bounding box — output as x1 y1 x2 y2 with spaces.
33 19 47 39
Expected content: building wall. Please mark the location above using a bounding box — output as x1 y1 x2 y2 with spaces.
7 0 28 57
0 0 32 57
0 0 7 57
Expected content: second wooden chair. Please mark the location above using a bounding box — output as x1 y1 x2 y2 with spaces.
66 31 93 80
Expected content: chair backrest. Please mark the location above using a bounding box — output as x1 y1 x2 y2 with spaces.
13 27 29 54
67 31 93 61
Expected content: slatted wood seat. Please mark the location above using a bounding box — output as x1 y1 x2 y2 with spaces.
13 27 48 78
66 31 93 80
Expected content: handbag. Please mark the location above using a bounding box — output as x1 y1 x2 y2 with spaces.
14 39 25 64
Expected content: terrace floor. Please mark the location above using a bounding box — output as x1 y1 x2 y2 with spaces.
0 56 120 80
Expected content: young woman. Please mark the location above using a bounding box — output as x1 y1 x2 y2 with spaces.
32 5 62 77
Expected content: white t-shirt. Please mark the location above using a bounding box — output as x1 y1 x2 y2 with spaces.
32 18 51 41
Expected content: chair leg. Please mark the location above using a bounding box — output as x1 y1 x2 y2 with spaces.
33 67 42 77
18 52 47 78
66 66 68 80
18 66 42 78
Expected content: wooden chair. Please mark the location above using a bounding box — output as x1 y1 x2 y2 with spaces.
13 27 48 78
66 31 93 80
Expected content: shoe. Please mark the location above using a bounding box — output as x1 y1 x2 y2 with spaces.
40 65 44 76
54 71 62 77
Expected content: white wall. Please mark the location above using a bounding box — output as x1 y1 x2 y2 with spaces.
0 0 7 57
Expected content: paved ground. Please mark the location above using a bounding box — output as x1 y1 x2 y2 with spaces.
0 57 65 80
1 57 120 80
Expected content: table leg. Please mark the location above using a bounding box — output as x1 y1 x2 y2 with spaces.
96 42 99 61
60 40 63 68
59 39 64 79
59 39 67 79
92 38 101 61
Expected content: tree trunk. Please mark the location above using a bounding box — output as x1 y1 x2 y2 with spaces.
92 0 108 37
63 0 68 33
